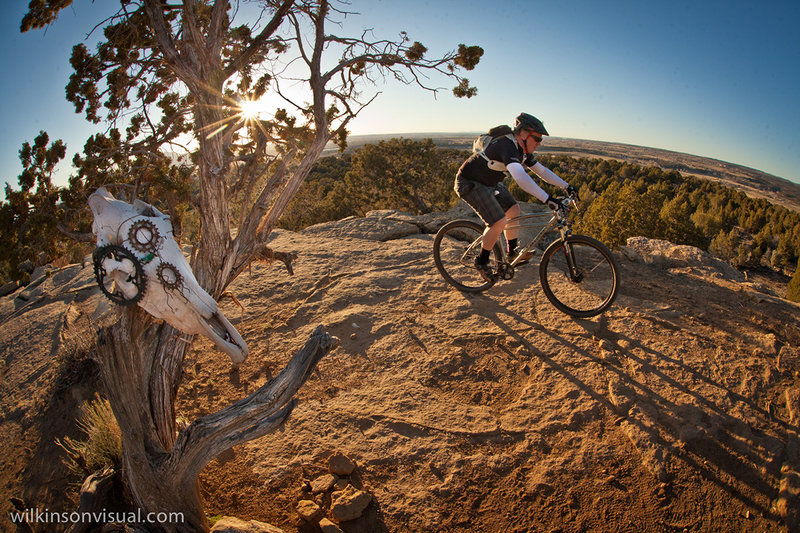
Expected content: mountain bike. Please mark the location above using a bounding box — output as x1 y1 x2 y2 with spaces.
432 197 619 318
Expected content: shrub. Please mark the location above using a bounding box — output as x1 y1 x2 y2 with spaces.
788 258 800 303
56 393 122 476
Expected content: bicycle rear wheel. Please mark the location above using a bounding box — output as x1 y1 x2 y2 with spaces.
539 234 619 317
433 219 503 292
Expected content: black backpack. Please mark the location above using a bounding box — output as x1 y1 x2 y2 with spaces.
472 125 516 171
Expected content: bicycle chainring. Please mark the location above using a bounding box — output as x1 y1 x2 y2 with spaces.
498 262 515 281
127 219 162 255
92 244 146 306
156 262 184 291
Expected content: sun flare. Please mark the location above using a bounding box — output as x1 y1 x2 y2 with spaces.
238 99 262 120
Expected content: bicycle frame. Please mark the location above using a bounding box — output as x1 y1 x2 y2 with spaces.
503 199 576 267
456 198 578 275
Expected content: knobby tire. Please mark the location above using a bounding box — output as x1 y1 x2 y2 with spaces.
433 220 503 292
539 234 619 318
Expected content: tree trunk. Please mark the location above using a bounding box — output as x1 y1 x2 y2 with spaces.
96 306 337 532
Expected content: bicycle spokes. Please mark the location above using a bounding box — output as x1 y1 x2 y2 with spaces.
433 220 503 292
540 236 618 317
434 217 619 317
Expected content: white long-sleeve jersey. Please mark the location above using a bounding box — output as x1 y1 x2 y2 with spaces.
506 161 569 203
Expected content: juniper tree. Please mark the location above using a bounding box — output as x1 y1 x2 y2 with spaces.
0 132 67 282
22 1 482 530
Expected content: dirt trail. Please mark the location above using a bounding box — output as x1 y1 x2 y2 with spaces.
2 205 799 532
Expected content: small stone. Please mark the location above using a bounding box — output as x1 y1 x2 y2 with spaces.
328 452 356 476
598 475 616 485
330 485 372 522
598 339 615 353
350 333 357 340
319 518 344 533
296 499 323 522
310 473 337 493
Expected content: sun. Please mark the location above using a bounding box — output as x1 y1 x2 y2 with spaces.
238 98 262 120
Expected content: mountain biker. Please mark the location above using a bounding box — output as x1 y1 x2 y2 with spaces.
454 112 578 280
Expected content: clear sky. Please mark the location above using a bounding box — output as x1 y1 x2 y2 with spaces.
2 0 799 197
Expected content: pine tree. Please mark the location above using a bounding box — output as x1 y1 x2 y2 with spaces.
788 258 800 302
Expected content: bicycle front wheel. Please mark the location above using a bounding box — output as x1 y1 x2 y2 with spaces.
433 219 503 292
539 234 619 317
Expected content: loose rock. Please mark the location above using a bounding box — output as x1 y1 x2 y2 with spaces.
330 485 372 522
210 516 284 533
296 499 323 522
310 473 337 493
319 518 344 533
328 452 357 476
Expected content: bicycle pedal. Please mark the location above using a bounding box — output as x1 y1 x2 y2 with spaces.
474 266 494 282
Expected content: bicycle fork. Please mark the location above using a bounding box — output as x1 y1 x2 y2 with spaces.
558 230 584 283
561 245 581 283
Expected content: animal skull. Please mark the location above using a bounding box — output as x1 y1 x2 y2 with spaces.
89 187 248 365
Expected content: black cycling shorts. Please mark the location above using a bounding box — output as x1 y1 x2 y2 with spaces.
454 179 517 226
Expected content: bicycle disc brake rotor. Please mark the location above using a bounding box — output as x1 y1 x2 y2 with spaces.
92 244 146 306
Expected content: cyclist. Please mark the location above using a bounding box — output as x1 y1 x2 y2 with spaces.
454 112 578 280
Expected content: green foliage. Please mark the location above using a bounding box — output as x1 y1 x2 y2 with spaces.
279 138 462 230
0 132 80 282
788 258 800 302
278 154 355 230
536 154 800 274
345 138 460 215
55 393 122 476
575 181 669 247
20 0 72 32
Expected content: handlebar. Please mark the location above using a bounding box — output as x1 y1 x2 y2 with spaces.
559 195 578 212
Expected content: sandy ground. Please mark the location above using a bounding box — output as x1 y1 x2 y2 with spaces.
2 205 800 532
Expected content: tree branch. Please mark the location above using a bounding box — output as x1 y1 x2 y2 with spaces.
181 0 212 68
207 0 229 58
169 325 338 480
142 0 193 82
224 0 295 78
57 223 94 243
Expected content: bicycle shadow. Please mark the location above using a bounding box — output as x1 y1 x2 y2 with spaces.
450 270 795 521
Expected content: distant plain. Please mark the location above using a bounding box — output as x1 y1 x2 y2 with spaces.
327 134 800 213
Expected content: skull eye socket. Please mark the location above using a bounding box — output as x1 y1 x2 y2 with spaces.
128 219 162 254
156 262 183 291
92 244 146 306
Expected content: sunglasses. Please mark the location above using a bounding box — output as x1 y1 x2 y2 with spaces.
526 132 543 143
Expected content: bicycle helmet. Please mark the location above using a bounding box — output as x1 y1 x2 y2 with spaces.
514 113 549 136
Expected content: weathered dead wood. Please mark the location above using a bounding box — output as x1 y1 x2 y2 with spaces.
95 305 337 532
248 247 298 276
167 325 338 482
66 468 126 533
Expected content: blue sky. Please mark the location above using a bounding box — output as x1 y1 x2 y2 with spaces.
2 0 799 196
